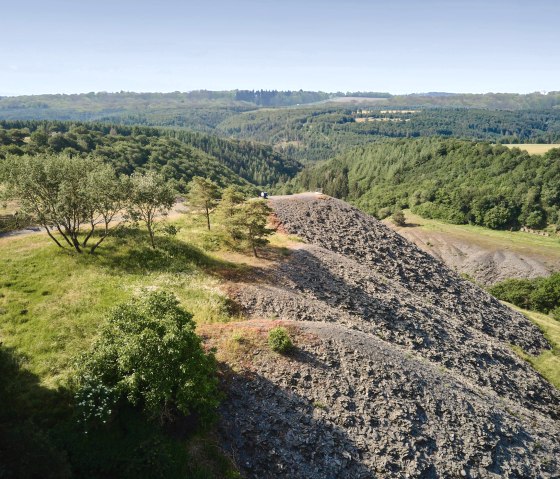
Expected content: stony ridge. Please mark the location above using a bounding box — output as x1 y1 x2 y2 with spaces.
271 195 547 354
218 194 560 478
219 321 559 479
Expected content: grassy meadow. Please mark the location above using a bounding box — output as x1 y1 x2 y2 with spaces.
0 217 244 389
398 209 560 260
0 211 285 477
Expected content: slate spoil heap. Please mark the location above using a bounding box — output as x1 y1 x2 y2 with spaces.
219 194 560 479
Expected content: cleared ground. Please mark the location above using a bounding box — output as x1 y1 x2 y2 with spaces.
384 210 560 285
219 194 560 478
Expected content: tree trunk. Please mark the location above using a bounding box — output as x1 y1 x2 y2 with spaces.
148 223 155 248
44 224 64 249
89 222 109 254
82 219 95 247
56 224 74 249
69 233 82 253
205 204 211 230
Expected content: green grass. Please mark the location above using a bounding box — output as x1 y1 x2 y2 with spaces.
506 303 560 389
0 213 257 477
400 210 560 260
0 215 242 389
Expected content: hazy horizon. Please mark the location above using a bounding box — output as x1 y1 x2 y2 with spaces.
1 89 558 99
2 0 559 96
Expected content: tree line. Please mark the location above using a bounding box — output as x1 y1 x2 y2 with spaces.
0 120 300 189
288 138 560 231
217 107 560 162
1 153 273 256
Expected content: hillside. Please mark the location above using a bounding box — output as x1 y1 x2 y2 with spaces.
2 92 560 164
290 138 560 230
0 121 301 190
1 193 559 477
216 107 560 162
215 194 560 478
383 210 560 285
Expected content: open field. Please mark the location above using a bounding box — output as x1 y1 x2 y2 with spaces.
0 213 272 388
385 210 560 285
505 144 560 154
0 211 300 477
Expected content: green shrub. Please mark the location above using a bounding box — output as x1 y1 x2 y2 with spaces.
74 290 220 426
391 209 406 226
489 272 560 317
268 327 293 354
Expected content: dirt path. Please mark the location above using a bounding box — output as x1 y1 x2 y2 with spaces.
0 202 188 240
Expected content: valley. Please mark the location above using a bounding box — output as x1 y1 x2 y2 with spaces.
2 94 560 478
384 210 560 285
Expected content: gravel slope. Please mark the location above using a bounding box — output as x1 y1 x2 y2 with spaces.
386 222 555 286
218 194 560 479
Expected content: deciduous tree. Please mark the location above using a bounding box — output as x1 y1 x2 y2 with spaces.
187 176 220 230
0 154 125 253
128 171 175 248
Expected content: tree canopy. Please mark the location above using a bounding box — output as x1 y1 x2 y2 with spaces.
75 291 220 425
290 138 560 230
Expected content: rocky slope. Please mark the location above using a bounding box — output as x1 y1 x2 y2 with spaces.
385 221 556 286
218 194 560 478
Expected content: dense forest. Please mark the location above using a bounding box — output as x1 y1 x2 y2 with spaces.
0 121 301 189
289 138 560 230
2 91 560 164
217 107 560 162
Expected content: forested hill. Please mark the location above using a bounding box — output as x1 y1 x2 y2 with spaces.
2 92 560 164
0 121 301 189
289 138 560 230
216 107 560 162
165 130 302 186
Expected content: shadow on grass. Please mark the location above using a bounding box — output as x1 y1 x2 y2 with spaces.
0 344 73 478
0 343 239 479
86 227 238 276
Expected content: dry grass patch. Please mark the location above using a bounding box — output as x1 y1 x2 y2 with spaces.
505 144 560 155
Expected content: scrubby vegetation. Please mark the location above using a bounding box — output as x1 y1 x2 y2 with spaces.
268 327 293 354
490 273 560 320
507 305 560 389
0 199 275 477
290 138 560 230
75 291 220 426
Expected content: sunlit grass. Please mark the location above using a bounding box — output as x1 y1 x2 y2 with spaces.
505 303 560 389
0 217 240 388
397 210 560 259
0 211 292 389
504 144 560 155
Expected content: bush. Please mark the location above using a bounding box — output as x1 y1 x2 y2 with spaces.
391 209 406 226
268 327 293 354
74 291 220 426
489 273 560 317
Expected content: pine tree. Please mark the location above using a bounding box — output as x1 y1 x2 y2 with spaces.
230 199 274 257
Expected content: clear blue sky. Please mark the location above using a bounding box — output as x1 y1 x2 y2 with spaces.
2 0 559 96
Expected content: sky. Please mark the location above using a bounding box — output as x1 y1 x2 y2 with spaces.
1 0 559 96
